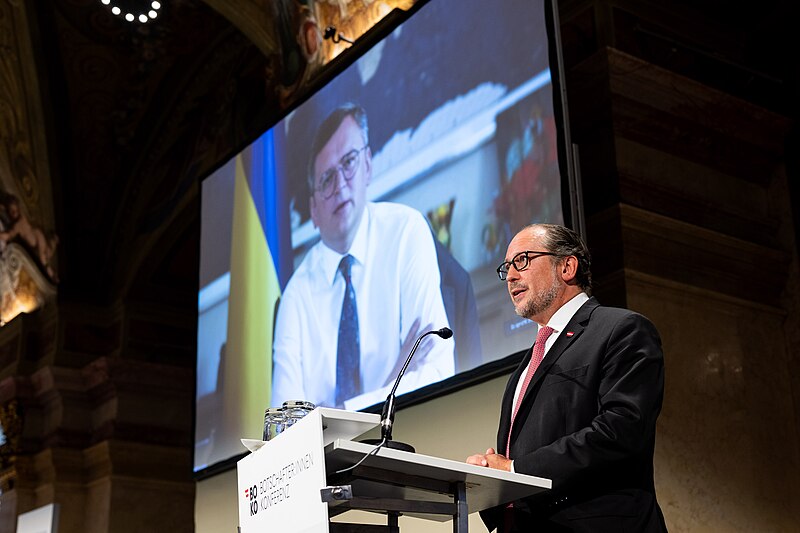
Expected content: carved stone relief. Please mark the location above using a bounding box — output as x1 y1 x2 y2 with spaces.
0 243 56 326
0 0 59 302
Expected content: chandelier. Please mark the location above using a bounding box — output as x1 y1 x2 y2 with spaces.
99 0 162 24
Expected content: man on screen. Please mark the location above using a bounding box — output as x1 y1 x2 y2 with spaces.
467 224 666 532
272 103 454 410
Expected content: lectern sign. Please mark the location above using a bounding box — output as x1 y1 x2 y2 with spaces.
237 409 328 533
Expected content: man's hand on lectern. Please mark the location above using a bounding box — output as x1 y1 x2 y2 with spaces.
466 448 512 472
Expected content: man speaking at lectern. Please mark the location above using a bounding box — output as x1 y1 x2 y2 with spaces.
467 224 666 532
272 103 453 411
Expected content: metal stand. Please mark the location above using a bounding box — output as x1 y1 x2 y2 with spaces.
322 471 469 533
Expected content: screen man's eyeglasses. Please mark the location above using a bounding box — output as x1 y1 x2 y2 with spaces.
315 146 369 199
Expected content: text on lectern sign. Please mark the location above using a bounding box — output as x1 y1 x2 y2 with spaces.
237 409 328 533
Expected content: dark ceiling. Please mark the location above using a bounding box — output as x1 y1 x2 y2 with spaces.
33 0 273 306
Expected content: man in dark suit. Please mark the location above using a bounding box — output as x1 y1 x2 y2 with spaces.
467 223 667 532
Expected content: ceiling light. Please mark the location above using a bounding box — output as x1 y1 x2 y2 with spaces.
100 0 162 24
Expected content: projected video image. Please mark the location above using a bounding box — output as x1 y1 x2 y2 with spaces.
195 0 565 473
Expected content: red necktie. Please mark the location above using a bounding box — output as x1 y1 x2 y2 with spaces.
506 325 555 457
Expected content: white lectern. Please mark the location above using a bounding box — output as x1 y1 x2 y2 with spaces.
237 408 550 533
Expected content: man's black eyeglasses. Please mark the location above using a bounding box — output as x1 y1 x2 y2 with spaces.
315 146 368 199
496 250 557 281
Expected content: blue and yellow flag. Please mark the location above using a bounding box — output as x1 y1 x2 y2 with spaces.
221 130 289 442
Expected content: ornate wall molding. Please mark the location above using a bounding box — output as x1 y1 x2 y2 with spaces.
0 243 56 326
0 0 56 232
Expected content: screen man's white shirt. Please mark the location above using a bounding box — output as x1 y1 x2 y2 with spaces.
272 202 455 410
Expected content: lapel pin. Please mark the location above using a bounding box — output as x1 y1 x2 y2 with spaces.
566 331 574 337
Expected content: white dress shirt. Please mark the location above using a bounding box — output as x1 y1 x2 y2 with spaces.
511 292 590 407
509 292 589 470
272 202 454 410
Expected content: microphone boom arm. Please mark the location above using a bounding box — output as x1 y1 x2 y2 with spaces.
379 327 452 444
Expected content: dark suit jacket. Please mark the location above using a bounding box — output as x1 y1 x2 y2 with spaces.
434 238 482 372
482 297 667 532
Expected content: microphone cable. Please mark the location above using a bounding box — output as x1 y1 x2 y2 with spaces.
334 436 387 475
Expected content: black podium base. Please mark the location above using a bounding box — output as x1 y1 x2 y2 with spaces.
360 439 415 453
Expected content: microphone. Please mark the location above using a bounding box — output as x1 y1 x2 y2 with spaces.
362 327 453 453
436 327 453 339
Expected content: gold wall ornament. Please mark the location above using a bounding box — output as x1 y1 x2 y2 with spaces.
0 191 59 281
0 0 58 251
316 0 415 63
0 243 55 327
262 0 417 107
